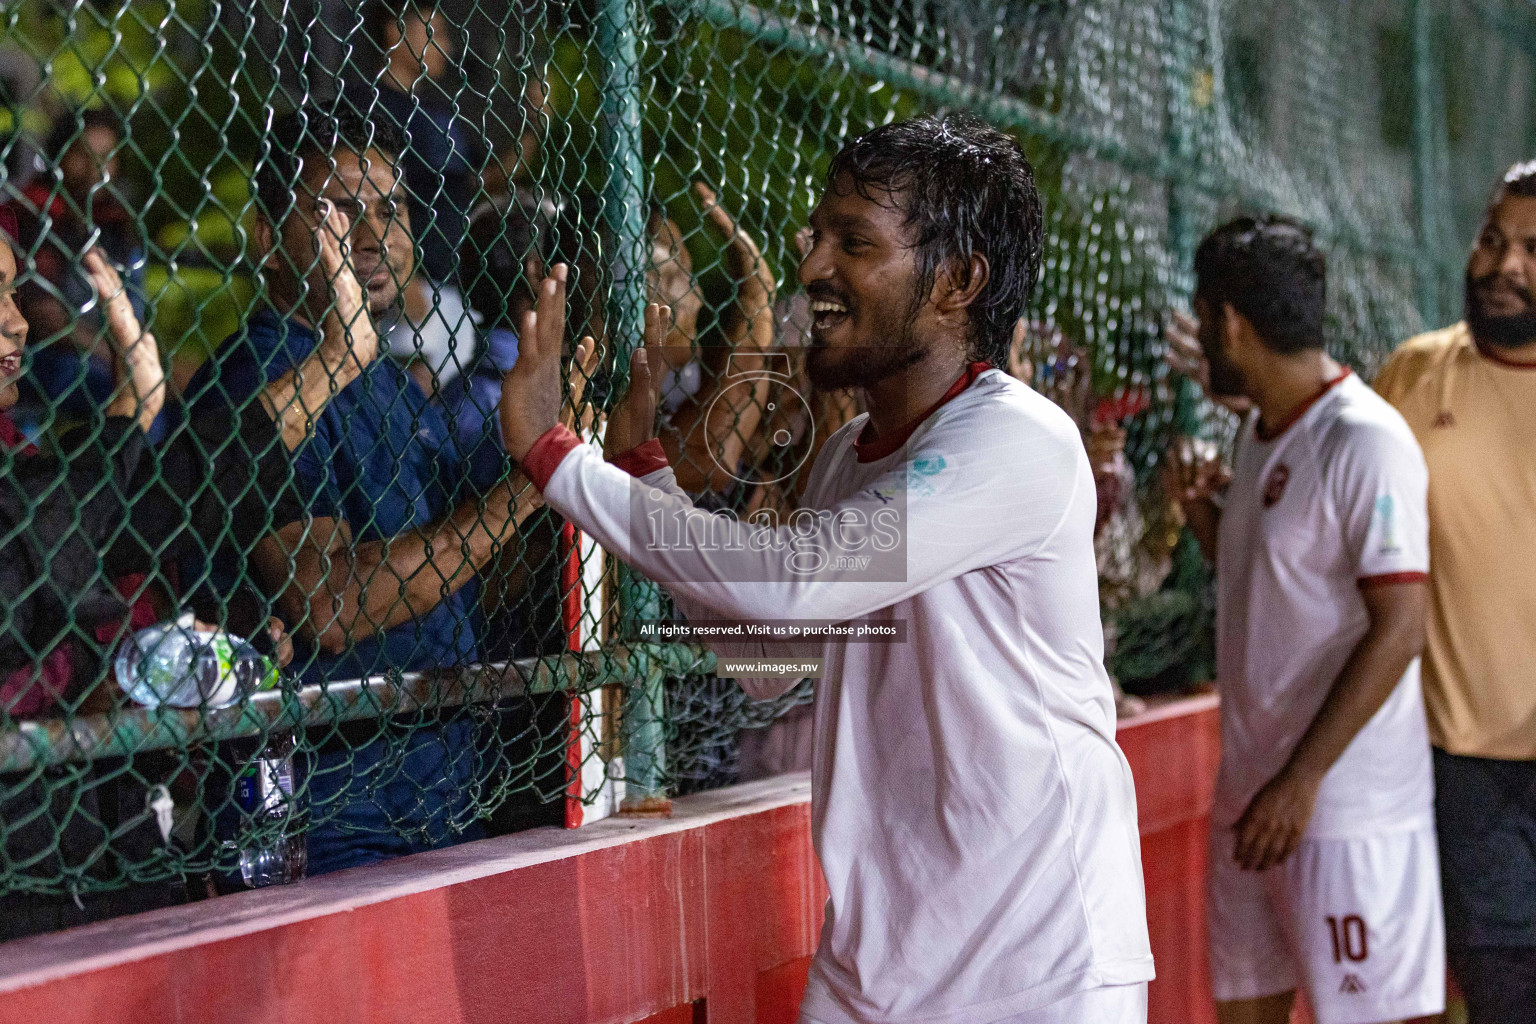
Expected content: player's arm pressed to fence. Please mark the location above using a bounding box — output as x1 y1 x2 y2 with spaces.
504 269 1084 627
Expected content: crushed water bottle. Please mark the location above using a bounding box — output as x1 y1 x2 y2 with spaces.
115 613 279 709
235 732 308 887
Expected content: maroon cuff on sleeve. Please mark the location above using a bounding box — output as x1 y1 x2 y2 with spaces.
611 437 669 478
522 424 583 491
1357 571 1429 589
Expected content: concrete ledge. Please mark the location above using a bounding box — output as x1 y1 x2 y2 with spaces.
0 694 1221 1024
0 772 813 999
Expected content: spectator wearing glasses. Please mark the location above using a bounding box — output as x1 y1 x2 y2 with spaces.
0 201 372 938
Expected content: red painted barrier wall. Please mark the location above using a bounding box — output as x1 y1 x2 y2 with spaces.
0 695 1221 1024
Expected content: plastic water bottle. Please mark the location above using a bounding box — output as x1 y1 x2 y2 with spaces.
235 732 308 887
115 613 278 709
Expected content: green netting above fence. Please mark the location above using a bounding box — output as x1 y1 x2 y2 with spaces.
0 0 1533 913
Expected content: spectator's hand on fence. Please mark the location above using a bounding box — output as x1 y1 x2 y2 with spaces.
85 249 164 434
1232 766 1322 871
312 199 378 376
562 333 601 435
266 617 295 669
697 182 775 345
794 226 815 260
1165 310 1251 415
604 302 670 460
258 203 378 450
1163 435 1230 507
500 264 571 462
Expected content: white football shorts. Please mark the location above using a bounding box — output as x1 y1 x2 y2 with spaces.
799 982 1147 1024
1207 824 1445 1024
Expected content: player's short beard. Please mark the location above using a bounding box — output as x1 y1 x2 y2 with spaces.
806 297 927 392
1465 269 1536 350
1200 332 1247 399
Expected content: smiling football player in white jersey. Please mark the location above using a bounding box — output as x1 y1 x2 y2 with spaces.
497 114 1154 1023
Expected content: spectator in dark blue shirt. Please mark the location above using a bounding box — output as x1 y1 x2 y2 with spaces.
185 108 545 875
440 192 573 660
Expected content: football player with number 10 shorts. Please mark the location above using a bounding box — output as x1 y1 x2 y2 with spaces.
499 115 1155 1023
1171 217 1445 1024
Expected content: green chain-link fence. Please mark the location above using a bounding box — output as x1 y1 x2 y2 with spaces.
0 0 1532 921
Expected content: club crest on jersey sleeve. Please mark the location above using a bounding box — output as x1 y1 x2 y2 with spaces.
1262 464 1291 508
906 453 948 497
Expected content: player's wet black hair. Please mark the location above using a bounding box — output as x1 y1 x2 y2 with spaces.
1194 215 1326 355
825 113 1044 367
253 107 405 227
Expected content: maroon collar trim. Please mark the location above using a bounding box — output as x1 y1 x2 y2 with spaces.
853 361 992 464
1255 369 1351 443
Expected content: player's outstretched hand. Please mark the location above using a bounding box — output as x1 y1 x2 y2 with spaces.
85 248 164 433
1166 310 1252 415
604 302 670 460
500 264 571 462
1232 768 1323 872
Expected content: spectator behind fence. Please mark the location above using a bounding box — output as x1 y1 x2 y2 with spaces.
182 108 553 876
1 108 168 442
438 191 583 660
647 183 777 510
443 192 548 490
1371 161 1536 1024
359 0 484 392
0 206 372 939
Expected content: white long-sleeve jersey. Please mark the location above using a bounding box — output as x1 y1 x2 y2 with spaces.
529 367 1153 1023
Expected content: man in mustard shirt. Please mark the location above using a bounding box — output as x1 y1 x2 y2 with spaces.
1374 161 1536 1024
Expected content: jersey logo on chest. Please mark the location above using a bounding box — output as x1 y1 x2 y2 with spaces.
1262 464 1291 508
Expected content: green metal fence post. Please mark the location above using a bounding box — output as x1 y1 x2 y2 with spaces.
598 0 671 816
1408 0 1447 330
1165 0 1204 436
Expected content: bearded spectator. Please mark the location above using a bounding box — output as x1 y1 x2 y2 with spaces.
1372 160 1536 1024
